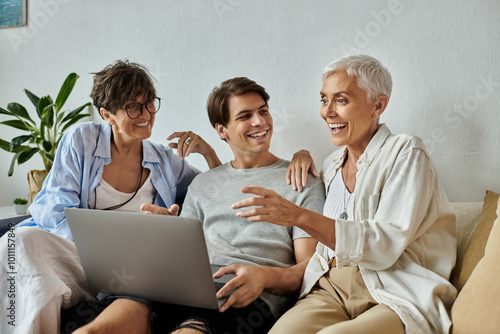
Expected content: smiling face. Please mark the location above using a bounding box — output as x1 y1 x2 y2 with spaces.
101 94 155 143
320 70 388 153
216 92 275 168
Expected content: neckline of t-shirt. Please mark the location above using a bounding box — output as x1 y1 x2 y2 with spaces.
224 159 286 174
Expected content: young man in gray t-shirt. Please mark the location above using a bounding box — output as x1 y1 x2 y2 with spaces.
82 77 325 334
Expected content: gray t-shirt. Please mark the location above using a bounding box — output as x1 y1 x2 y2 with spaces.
180 159 325 318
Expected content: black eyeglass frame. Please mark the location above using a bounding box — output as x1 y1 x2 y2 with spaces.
117 97 161 120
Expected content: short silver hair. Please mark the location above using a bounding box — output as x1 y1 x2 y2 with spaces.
323 54 392 102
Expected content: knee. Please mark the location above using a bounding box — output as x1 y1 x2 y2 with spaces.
11 226 51 246
171 317 212 334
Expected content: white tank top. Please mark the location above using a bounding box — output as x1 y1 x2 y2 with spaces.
89 175 156 212
323 166 353 258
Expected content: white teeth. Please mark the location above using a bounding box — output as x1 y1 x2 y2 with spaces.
135 122 149 127
329 123 347 129
249 130 267 138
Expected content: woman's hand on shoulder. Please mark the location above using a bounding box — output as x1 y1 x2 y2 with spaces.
168 131 221 169
286 150 320 192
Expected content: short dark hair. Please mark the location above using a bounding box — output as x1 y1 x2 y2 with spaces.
207 77 270 128
90 60 156 115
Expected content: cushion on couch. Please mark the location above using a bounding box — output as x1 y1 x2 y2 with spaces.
450 190 499 291
451 196 500 333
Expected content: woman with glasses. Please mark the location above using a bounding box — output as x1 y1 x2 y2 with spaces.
7 60 221 334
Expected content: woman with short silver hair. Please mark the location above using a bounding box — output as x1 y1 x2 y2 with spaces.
234 54 457 334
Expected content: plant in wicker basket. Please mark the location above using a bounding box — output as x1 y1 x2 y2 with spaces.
0 73 91 199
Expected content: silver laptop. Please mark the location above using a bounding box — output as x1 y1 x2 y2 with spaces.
65 208 233 309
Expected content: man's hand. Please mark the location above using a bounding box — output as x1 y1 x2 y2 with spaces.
140 203 179 216
213 265 267 312
286 150 320 192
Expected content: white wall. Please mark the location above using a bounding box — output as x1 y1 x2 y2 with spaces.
0 0 499 206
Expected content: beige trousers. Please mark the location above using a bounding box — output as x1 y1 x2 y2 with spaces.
269 261 405 334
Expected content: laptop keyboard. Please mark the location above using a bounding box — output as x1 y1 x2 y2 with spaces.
214 281 225 291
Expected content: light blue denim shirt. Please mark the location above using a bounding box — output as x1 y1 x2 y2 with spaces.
18 122 200 241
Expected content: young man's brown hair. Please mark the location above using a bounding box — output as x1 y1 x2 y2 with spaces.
206 77 270 129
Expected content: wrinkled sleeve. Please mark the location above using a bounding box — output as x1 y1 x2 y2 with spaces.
21 132 85 240
335 147 439 270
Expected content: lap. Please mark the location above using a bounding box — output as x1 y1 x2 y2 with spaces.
1 226 94 333
269 277 350 334
317 303 405 334
270 268 404 334
151 298 275 334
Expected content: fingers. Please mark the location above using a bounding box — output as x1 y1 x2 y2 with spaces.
166 204 180 216
286 165 292 185
140 203 179 216
235 209 266 222
213 265 235 278
168 131 199 159
289 150 318 191
310 161 320 178
217 279 255 312
231 186 276 210
216 277 240 300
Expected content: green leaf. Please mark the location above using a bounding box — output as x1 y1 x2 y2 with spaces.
55 73 79 113
38 96 53 120
41 102 55 129
24 89 41 116
40 122 45 140
0 138 12 152
10 135 32 150
8 152 22 176
42 140 52 152
61 102 92 124
18 147 39 164
60 113 91 133
46 153 54 162
7 103 33 122
55 112 65 125
0 119 30 131
0 106 14 117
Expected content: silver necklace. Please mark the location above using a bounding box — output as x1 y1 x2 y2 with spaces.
340 158 352 220
340 185 352 220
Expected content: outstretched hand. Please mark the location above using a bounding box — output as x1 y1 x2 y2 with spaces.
140 203 179 216
286 150 320 192
213 264 267 312
231 186 303 227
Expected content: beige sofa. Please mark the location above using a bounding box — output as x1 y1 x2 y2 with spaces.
449 191 500 333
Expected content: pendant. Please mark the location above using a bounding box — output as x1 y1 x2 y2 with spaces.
340 211 348 220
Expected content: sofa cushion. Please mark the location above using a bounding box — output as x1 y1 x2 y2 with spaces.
451 196 500 333
450 202 482 262
450 190 499 291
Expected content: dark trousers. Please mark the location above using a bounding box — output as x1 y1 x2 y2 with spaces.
151 298 275 334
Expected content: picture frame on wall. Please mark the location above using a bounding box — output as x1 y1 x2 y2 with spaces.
0 0 27 29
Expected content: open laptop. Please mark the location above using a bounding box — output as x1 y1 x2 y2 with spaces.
65 208 234 309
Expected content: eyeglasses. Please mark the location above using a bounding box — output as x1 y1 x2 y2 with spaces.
119 97 161 119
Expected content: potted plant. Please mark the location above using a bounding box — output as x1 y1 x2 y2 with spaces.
0 73 91 200
13 197 28 215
